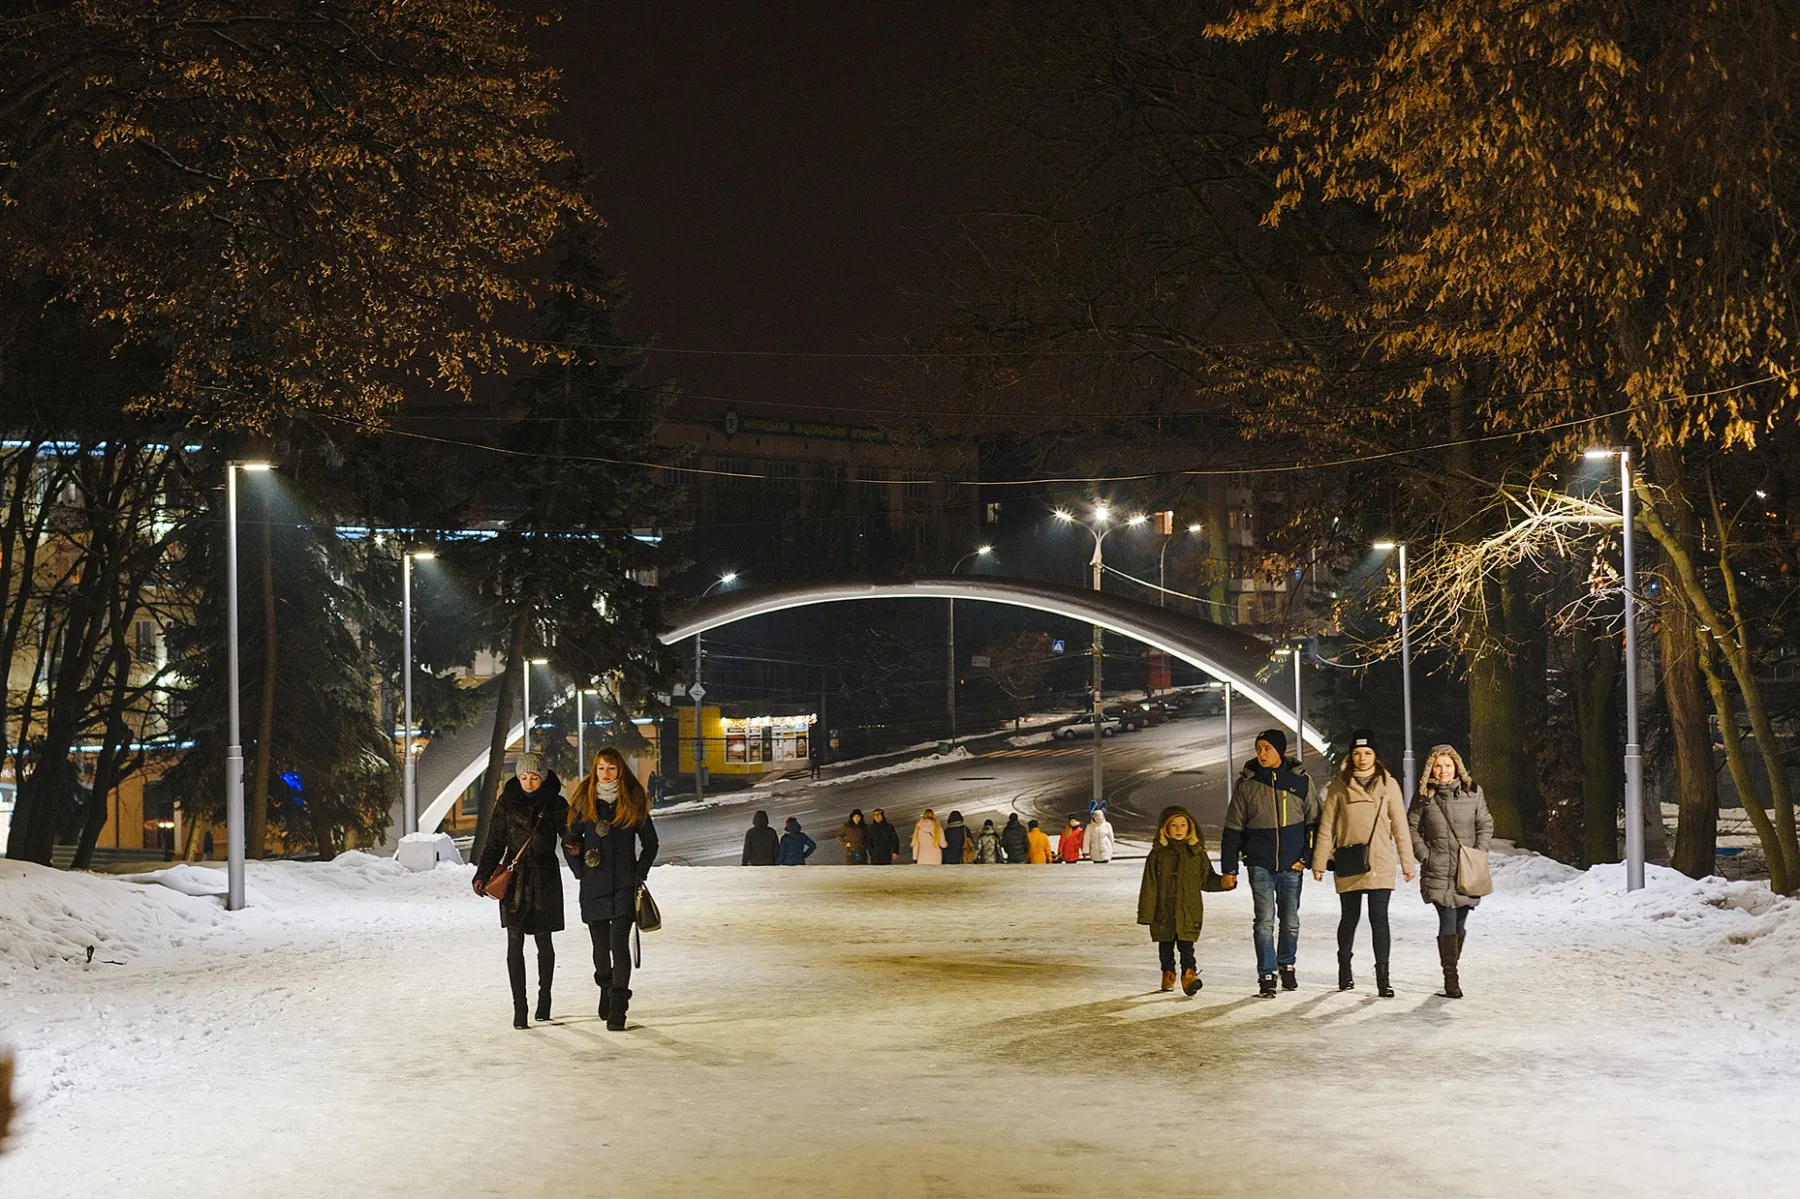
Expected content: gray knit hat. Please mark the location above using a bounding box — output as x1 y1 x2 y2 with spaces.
515 752 544 780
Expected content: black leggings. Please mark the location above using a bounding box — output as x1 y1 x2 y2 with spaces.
1337 889 1392 965
506 929 554 998
1433 903 1472 938
589 917 634 992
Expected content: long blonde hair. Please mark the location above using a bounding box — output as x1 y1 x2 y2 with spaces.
569 747 649 828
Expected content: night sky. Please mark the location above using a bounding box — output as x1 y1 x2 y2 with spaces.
540 1 975 421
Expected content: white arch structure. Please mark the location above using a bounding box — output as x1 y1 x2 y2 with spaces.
660 576 1326 751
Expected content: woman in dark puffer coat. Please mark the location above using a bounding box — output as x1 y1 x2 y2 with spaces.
473 753 566 1029
563 747 660 1031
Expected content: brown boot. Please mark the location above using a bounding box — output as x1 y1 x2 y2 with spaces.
1160 970 1177 992
1181 967 1202 996
1437 934 1462 999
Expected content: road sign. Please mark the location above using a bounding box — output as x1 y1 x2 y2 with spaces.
1051 639 1066 655
687 682 707 702
970 654 991 668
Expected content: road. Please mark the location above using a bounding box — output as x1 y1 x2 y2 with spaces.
654 713 1243 864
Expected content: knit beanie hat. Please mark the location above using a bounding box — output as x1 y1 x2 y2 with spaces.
1256 728 1288 758
514 752 544 779
1348 728 1377 756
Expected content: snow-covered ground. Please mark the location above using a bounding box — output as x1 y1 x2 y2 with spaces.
3 850 1799 1198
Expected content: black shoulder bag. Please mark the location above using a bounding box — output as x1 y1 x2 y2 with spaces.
1329 789 1381 878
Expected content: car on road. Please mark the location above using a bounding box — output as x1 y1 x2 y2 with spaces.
1104 703 1153 732
1057 713 1121 739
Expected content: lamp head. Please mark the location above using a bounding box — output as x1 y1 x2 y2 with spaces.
236 461 273 473
719 572 738 585
528 657 549 666
1053 509 1074 523
977 545 993 556
1126 513 1148 527
1372 540 1398 551
410 550 436 561
1092 505 1111 522
1187 523 1203 534
1584 449 1616 461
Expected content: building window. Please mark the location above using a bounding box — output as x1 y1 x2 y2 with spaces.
134 619 156 663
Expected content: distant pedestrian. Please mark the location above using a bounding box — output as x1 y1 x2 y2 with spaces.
1000 813 1029 863
1137 804 1230 995
836 808 869 864
473 752 567 1030
563 748 659 1032
1026 819 1052 864
866 808 901 865
1058 817 1085 865
201 830 214 860
943 810 972 864
777 817 817 865
741 810 781 866
1408 745 1494 1000
911 808 947 865
1219 729 1318 998
809 735 824 780
1311 730 1414 997
976 818 1003 863
1085 809 1115 863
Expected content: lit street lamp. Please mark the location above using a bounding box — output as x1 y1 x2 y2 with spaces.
947 546 993 740
577 686 599 771
224 459 272 912
522 657 549 755
1586 447 1644 892
1157 519 1204 610
1054 507 1147 807
693 572 738 806
401 549 435 836
1372 541 1415 795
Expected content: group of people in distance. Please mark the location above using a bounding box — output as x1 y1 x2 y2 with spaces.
471 748 659 1032
740 806 1119 866
1141 726 1494 1001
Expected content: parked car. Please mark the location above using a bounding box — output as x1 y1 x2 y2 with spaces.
1057 713 1121 739
1186 688 1226 717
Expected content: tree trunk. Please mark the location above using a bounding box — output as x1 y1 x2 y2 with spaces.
1696 636 1790 893
248 491 276 859
1571 626 1622 867
1646 448 1719 878
470 609 530 867
1467 569 1542 845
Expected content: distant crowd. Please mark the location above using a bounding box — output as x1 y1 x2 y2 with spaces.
740 806 1117 867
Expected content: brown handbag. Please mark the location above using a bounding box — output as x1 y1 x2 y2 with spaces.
481 813 543 901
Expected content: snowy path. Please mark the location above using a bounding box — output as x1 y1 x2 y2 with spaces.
3 854 1799 1198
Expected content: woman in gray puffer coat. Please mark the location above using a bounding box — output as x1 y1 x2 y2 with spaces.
1407 744 1493 999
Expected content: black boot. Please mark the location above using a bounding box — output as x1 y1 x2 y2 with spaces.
535 956 554 1022
1337 953 1354 991
509 955 530 1030
606 987 632 1032
1376 962 1394 998
598 984 611 1019
1436 934 1462 999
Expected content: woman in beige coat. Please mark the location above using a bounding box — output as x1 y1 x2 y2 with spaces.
1311 729 1414 997
911 808 947 865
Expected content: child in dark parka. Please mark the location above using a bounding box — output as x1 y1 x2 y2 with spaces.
1137 804 1232 995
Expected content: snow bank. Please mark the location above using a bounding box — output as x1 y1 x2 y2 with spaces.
803 746 971 787
1006 731 1056 748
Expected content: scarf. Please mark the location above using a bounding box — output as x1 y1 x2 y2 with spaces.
1353 769 1377 785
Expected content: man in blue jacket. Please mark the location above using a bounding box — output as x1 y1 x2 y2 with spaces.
1219 729 1318 998
776 816 817 865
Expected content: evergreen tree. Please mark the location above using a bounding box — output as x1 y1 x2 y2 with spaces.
456 216 685 860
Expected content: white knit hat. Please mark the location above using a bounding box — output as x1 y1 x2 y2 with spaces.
515 752 544 780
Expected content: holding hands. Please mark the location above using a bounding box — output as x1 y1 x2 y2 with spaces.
1218 873 1238 891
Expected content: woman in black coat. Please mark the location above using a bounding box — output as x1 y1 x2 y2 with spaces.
472 753 567 1029
563 747 660 1031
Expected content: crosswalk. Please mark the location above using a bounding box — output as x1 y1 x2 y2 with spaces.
985 744 1158 759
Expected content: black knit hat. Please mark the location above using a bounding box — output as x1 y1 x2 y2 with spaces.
1348 728 1378 755
1256 728 1288 758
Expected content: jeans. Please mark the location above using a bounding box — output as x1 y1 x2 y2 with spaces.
1433 903 1471 938
1157 940 1197 973
1337 889 1392 965
588 917 633 993
1248 865 1303 975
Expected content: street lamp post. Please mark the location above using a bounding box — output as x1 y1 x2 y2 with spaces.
577 686 599 772
947 546 993 741
693 573 737 806
1373 541 1416 794
223 460 271 912
522 657 549 755
1158 522 1203 609
1222 680 1234 808
1587 448 1644 891
1055 507 1146 807
401 549 434 836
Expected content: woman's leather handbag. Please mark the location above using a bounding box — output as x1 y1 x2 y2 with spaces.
1329 796 1376 877
481 813 542 901
636 884 662 933
1439 797 1494 897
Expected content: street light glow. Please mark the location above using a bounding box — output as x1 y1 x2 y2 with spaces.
977 545 993 555
719 572 738 584
1093 505 1111 522
528 657 549 666
410 550 435 561
1372 540 1398 551
1584 448 1616 460
237 461 273 472
1053 509 1074 522
1126 513 1148 527
1187 523 1202 534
